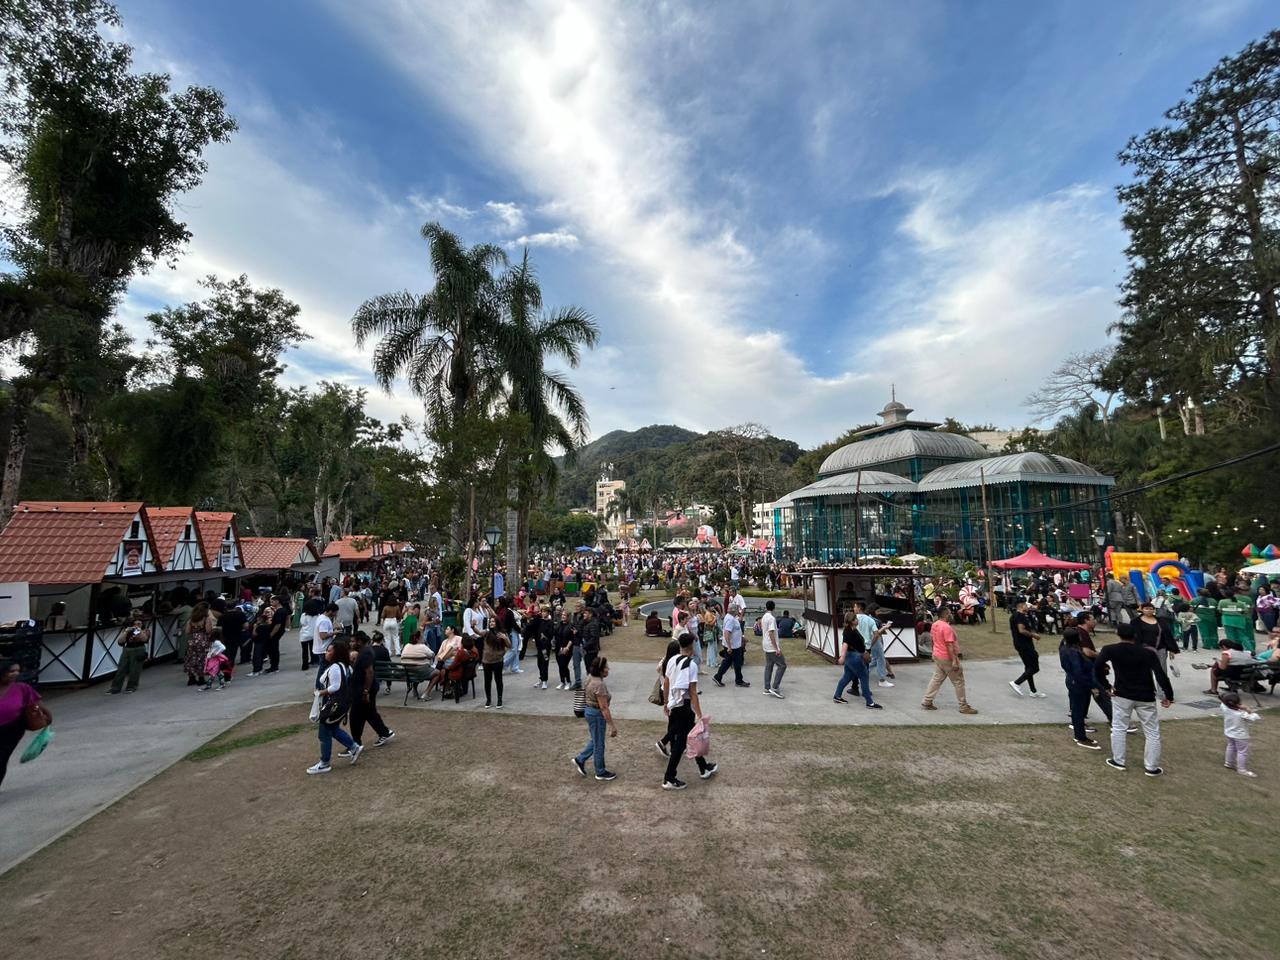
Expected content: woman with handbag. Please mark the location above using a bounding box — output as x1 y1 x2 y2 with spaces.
833 613 881 709
0 658 51 789
308 640 361 775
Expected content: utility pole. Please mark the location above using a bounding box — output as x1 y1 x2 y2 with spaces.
853 469 862 564
980 467 998 634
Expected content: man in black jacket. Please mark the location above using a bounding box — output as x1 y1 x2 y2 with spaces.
1093 621 1174 777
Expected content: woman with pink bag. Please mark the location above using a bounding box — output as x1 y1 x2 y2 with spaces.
660 632 719 790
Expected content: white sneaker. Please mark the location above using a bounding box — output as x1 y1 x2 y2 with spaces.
1008 681 1024 697
1030 691 1047 699
306 762 331 775
348 744 363 765
540 681 547 689
877 680 894 688
556 683 565 690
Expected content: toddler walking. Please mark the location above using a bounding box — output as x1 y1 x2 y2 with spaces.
1220 691 1260 778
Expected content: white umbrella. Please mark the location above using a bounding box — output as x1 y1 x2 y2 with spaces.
899 553 928 562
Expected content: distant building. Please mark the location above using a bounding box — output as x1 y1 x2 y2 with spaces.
595 477 627 535
751 501 775 539
773 397 1114 563
969 430 1013 453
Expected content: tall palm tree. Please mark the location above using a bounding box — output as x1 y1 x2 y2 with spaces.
352 222 507 430
352 222 506 558
493 249 599 583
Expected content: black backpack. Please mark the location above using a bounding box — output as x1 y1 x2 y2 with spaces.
318 664 352 724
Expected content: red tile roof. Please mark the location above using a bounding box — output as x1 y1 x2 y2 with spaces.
241 537 319 569
145 507 201 570
322 536 381 560
190 511 243 570
0 501 148 586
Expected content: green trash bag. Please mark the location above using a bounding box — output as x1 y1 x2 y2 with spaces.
20 726 54 763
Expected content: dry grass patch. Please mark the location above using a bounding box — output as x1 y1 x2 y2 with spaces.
0 707 1275 960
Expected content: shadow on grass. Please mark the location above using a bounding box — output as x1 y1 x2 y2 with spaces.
186 723 311 762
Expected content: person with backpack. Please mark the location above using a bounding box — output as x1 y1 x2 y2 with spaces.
308 639 362 775
660 632 718 790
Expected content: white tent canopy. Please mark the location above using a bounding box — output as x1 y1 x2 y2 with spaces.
1245 560 1280 576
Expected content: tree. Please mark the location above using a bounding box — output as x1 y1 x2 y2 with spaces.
1108 30 1280 423
352 222 506 430
0 0 235 514
1023 348 1119 431
493 248 598 586
352 222 507 547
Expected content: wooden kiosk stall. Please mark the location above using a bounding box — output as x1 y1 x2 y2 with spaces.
800 564 922 662
0 502 247 685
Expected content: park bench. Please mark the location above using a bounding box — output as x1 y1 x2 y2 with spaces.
374 659 436 705
1218 660 1280 707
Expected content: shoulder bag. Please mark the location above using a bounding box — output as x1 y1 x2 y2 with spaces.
648 674 665 706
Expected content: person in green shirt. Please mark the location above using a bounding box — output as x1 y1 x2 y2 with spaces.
1193 589 1220 651
400 603 420 651
1218 591 1254 652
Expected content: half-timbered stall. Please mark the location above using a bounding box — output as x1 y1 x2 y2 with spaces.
240 537 323 592
801 564 922 662
0 502 252 684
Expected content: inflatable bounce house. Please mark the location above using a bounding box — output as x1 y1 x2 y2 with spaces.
1241 543 1279 567
1105 547 1205 602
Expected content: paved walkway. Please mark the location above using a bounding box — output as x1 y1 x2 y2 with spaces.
0 636 1241 874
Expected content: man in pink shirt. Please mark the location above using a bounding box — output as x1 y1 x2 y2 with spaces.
922 607 978 714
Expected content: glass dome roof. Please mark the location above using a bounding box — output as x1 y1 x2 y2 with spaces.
818 430 989 478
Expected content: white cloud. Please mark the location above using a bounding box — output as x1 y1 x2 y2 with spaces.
509 229 580 250
118 123 433 428
485 200 526 233
858 179 1125 427
407 193 473 221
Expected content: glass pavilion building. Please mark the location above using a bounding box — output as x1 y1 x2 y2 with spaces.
773 399 1115 563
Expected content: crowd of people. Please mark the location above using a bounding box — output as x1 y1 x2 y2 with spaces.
8 550 1276 792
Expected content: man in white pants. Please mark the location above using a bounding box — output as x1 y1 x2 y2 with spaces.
1093 621 1174 777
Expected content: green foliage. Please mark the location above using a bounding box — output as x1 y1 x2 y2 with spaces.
0 0 235 507
789 423 877 485
1109 29 1280 419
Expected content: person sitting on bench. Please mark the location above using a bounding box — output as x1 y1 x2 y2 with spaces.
645 612 670 637
1205 641 1257 695
399 629 436 699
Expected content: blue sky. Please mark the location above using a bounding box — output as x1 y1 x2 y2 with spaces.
108 0 1273 445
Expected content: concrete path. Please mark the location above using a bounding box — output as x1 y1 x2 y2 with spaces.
433 644 1231 728
0 636 1246 875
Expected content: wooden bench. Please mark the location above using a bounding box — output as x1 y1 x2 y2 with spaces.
374 660 436 705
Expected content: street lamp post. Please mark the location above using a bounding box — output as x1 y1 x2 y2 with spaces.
484 525 502 599
1092 528 1107 580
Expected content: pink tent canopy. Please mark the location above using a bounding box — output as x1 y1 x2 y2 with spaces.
990 545 1090 571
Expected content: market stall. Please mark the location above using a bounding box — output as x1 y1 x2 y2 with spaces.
800 564 921 662
0 502 250 685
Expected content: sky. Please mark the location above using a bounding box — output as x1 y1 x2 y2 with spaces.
101 0 1273 447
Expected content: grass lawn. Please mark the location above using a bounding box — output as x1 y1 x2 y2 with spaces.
2 706 1274 960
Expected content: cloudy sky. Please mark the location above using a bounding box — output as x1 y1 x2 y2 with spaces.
110 0 1271 446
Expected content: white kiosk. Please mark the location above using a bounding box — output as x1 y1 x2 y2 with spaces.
801 565 922 662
